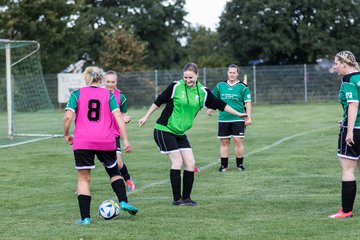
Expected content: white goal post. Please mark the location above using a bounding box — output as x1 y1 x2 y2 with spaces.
0 39 62 139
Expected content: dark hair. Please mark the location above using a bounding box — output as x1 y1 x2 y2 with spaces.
228 64 239 73
105 70 118 78
183 63 198 74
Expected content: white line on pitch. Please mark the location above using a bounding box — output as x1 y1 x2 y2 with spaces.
128 126 332 196
0 137 53 149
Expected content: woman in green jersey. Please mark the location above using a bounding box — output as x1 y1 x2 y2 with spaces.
138 63 247 206
329 51 360 219
207 64 252 172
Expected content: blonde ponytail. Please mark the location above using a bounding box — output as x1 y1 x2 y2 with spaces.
83 66 104 86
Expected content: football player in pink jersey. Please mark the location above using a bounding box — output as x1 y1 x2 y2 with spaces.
64 66 138 224
104 70 135 192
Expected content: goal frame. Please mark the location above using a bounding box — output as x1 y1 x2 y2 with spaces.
1 39 62 139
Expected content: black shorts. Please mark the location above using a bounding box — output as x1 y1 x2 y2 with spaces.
153 129 191 154
218 121 245 138
337 127 360 160
74 149 118 169
115 136 121 154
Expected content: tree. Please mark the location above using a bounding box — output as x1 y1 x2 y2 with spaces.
0 0 188 72
71 0 187 69
124 0 187 69
182 26 234 67
218 0 360 65
0 0 80 72
100 28 145 72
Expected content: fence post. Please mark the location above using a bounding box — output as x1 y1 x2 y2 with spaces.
253 65 257 104
154 69 158 99
304 64 308 103
203 67 207 86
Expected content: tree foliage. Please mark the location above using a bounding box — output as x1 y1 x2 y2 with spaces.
0 0 80 72
3 0 360 72
182 26 235 68
122 0 187 68
0 0 187 72
100 28 145 72
218 0 360 65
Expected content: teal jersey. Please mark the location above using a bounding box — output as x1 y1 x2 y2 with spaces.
338 72 360 128
65 86 119 112
154 80 226 135
213 81 251 122
120 93 127 113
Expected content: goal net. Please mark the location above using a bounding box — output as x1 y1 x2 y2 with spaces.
0 40 62 140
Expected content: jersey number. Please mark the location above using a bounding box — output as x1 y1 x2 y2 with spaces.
87 99 100 121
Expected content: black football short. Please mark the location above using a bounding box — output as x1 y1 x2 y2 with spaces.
153 129 191 154
115 136 122 154
218 121 245 138
73 149 118 169
338 127 360 160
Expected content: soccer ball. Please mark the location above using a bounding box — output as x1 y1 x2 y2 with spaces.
98 199 120 220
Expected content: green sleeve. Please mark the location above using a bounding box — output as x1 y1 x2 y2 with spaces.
213 84 220 98
109 92 120 111
120 93 128 113
243 87 252 102
343 83 359 101
65 90 80 111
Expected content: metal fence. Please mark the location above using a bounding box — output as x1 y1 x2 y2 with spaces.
44 64 340 108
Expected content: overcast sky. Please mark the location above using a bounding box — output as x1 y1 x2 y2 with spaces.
184 0 229 31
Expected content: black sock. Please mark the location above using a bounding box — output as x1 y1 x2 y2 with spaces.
182 170 194 200
78 194 91 220
236 157 244 166
341 181 356 213
220 158 228 168
111 179 128 203
342 181 356 213
170 169 181 201
120 164 131 181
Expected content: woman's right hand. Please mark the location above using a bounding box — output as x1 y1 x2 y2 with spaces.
123 115 131 124
138 116 148 126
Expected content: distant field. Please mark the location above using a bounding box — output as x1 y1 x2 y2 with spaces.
2 103 360 240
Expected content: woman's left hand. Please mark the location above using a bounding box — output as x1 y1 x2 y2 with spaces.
346 132 354 146
245 117 252 126
123 139 132 153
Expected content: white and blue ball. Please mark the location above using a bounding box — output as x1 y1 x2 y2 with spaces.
98 199 120 220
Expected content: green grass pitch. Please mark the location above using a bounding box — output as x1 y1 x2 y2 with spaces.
1 103 359 239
